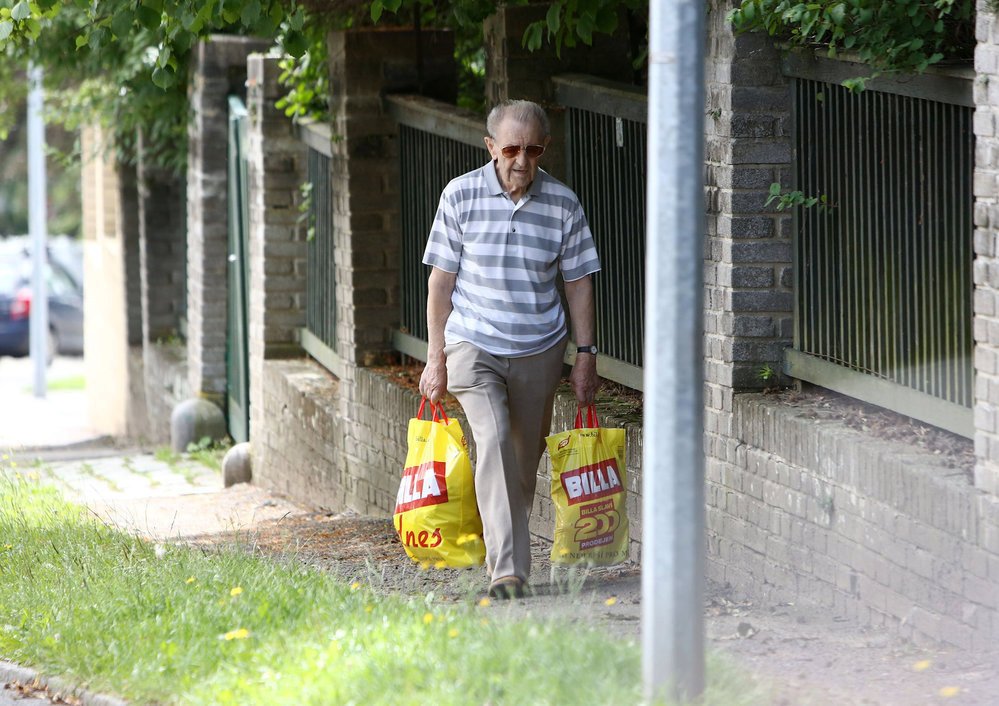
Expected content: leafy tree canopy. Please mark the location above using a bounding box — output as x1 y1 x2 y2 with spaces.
728 0 975 90
0 0 643 173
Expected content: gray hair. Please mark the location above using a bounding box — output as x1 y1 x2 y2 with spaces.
486 100 550 138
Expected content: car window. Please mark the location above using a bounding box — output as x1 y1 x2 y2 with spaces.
48 264 78 298
0 259 21 291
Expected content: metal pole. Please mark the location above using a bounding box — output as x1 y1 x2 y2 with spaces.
27 63 49 398
641 0 706 700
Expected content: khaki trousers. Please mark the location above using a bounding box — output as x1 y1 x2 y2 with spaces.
445 337 568 582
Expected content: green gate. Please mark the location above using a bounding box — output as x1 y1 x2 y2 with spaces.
226 95 250 443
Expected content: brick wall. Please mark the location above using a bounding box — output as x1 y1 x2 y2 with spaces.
975 0 999 496
187 36 270 402
326 28 455 370
705 395 999 649
244 53 308 464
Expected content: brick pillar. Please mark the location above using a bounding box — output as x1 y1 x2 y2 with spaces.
187 35 270 403
483 4 634 182
245 53 308 443
973 0 999 496
325 28 456 373
703 0 793 558
137 147 186 344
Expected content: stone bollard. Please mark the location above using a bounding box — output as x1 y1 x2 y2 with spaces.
170 398 227 453
222 442 252 487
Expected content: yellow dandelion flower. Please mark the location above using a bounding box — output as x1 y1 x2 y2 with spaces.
423 613 434 624
3 544 11 550
912 660 932 672
10 461 16 468
604 596 618 606
939 687 961 698
185 577 196 584
448 628 459 638
478 597 491 608
230 587 243 597
480 619 489 626
1 454 7 460
350 581 361 590
222 628 250 641
364 605 373 613
434 561 447 569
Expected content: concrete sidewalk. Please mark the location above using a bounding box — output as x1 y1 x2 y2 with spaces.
0 355 102 451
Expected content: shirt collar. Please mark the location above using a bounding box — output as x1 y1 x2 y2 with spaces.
482 162 548 200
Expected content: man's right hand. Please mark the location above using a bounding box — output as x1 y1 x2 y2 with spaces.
419 357 448 404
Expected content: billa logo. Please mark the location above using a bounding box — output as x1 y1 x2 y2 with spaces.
560 459 622 506
395 460 449 513
557 437 570 450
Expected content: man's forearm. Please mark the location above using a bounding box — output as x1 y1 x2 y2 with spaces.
426 268 456 361
564 275 595 346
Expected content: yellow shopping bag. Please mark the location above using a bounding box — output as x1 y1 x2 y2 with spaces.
394 398 485 567
545 405 629 565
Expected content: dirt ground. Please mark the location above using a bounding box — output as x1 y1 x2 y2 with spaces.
175 500 999 706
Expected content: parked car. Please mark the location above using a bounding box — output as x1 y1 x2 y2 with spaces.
0 250 84 360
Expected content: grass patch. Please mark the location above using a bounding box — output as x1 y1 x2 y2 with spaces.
0 472 765 705
21 375 86 393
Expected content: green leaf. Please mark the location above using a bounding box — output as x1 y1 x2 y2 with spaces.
111 10 134 39
576 13 595 44
240 0 260 27
384 0 403 12
283 29 308 59
546 3 560 34
88 26 108 50
828 3 845 25
10 1 30 21
74 33 87 49
0 20 12 42
137 5 161 30
370 0 384 22
522 22 542 51
595 5 618 34
151 66 174 89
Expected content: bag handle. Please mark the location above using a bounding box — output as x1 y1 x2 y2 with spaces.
573 405 599 429
418 397 450 423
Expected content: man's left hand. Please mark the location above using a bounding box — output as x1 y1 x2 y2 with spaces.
569 354 600 406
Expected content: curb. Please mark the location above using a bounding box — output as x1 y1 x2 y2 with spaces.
0 660 128 706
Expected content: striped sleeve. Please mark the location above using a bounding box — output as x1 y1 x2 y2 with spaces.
560 201 601 281
422 189 462 273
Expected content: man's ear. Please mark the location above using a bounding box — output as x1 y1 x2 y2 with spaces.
483 136 494 157
543 135 552 148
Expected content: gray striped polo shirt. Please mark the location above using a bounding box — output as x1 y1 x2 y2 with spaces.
423 162 601 357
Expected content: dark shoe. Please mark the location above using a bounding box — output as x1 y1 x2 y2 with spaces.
488 575 526 600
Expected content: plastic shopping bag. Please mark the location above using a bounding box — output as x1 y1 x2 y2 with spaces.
394 398 485 567
545 405 629 565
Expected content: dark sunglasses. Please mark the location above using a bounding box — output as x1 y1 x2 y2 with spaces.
499 144 545 159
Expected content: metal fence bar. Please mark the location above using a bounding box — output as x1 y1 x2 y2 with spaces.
555 77 648 375
387 95 487 353
786 69 974 436
305 146 335 350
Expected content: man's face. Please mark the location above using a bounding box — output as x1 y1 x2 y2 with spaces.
485 116 550 199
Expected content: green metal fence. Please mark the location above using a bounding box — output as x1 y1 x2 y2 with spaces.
784 57 974 436
226 95 250 443
386 95 488 360
556 75 647 389
296 120 344 378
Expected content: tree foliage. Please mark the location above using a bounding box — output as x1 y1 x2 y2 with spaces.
0 0 296 172
728 0 975 88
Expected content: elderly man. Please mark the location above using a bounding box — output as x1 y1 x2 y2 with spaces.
419 99 601 599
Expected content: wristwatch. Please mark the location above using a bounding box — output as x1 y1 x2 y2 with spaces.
576 345 598 355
